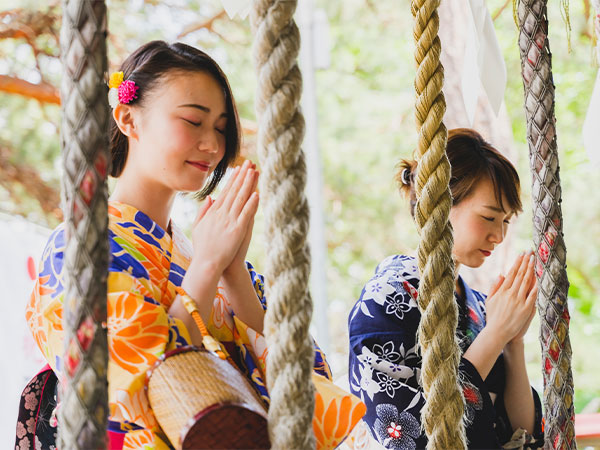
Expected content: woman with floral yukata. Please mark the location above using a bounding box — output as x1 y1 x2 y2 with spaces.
18 41 364 449
347 128 544 449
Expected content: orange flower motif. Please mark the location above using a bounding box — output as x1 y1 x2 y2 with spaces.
113 388 156 429
312 384 367 449
122 429 156 450
108 292 169 374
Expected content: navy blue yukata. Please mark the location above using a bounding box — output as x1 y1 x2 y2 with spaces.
348 255 543 449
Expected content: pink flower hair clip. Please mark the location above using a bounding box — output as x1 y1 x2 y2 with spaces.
108 71 139 108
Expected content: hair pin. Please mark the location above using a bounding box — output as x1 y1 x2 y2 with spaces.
108 71 139 108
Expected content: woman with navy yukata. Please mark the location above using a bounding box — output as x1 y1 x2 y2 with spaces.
348 128 544 449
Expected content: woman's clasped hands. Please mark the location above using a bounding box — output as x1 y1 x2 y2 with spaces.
179 160 260 326
485 251 539 347
191 159 259 276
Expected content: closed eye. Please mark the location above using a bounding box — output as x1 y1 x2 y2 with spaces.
216 128 225 135
482 216 494 222
183 119 201 126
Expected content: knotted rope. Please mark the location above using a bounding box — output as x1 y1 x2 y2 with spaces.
250 1 315 448
516 1 575 448
58 0 110 448
411 0 466 448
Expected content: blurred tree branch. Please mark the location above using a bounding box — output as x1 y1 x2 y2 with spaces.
0 75 60 104
177 9 226 39
0 144 62 220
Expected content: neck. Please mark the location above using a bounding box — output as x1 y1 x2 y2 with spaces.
110 174 176 232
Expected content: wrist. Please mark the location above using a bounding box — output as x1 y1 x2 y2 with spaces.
504 339 525 357
222 261 248 279
182 261 221 299
483 322 512 348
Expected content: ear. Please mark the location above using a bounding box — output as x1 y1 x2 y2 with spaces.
113 104 138 140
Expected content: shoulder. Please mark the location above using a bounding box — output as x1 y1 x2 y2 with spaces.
349 255 420 333
364 254 420 304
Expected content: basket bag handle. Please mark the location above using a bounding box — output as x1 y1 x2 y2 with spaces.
175 286 228 361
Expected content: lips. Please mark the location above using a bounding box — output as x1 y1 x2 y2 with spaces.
187 161 210 171
480 250 491 257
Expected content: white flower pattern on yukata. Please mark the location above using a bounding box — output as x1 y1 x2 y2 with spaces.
373 404 420 450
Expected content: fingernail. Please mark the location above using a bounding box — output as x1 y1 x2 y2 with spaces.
529 254 534 263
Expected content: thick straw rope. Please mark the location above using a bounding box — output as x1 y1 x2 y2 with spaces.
516 1 575 448
250 1 316 448
58 0 109 447
411 0 466 448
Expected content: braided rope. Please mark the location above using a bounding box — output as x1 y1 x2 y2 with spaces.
411 0 466 448
516 1 575 448
250 1 315 448
58 0 109 447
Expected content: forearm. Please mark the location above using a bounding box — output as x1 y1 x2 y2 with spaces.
221 264 265 333
463 327 505 380
503 340 535 433
168 262 221 346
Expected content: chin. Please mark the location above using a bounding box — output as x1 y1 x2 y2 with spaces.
456 255 485 269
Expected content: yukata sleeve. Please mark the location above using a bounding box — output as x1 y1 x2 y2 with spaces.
26 226 67 374
348 265 502 448
348 266 427 448
210 262 364 450
209 261 332 383
105 253 193 430
27 226 192 433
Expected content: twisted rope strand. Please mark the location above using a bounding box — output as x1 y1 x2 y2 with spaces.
58 0 109 448
251 1 316 448
411 0 466 448
516 1 575 448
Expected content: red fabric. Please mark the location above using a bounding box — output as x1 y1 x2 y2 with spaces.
108 430 125 449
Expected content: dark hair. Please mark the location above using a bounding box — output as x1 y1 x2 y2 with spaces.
109 41 241 198
396 128 522 217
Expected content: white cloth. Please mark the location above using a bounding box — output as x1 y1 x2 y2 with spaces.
461 0 507 125
220 0 251 20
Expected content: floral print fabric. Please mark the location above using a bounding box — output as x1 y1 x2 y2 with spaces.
25 201 363 449
15 365 57 450
348 255 543 449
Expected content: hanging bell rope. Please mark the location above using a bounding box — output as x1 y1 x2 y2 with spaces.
58 0 110 447
516 1 575 448
410 0 466 448
250 0 316 448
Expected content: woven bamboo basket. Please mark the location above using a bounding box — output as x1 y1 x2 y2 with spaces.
147 346 270 449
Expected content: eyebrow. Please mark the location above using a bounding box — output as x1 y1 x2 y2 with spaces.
484 205 507 214
178 104 227 118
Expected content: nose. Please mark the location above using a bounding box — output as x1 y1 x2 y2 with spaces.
489 222 506 245
198 130 220 154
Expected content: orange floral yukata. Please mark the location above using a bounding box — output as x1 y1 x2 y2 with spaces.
26 201 365 449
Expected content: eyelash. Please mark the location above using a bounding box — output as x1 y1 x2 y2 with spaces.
483 216 511 224
184 119 225 135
